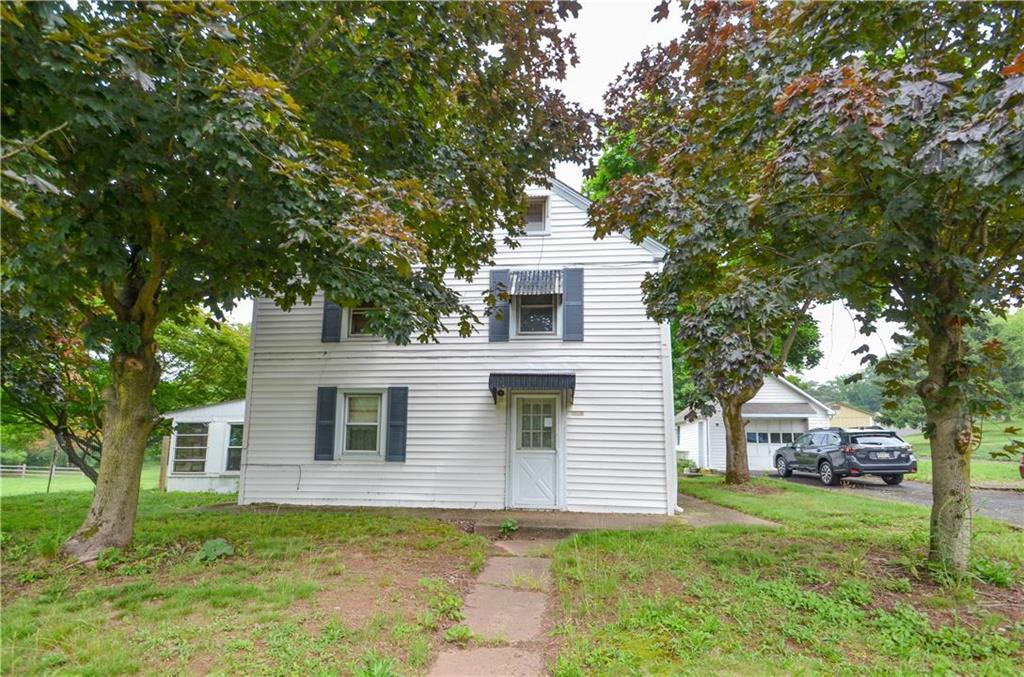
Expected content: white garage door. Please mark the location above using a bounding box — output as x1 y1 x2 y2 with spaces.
745 419 809 471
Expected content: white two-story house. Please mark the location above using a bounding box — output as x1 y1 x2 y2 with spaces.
238 179 677 515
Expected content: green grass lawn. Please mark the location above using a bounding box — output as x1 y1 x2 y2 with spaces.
914 458 1022 485
903 417 1023 460
0 462 162 497
552 478 1024 676
1 490 487 675
902 419 1023 486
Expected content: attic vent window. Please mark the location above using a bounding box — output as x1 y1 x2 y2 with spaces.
525 197 549 235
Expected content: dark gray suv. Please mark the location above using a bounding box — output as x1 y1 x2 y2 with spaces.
774 427 918 486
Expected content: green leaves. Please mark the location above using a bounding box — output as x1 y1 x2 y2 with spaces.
193 538 234 564
1 1 590 349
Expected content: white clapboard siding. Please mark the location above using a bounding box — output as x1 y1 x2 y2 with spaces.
241 185 674 514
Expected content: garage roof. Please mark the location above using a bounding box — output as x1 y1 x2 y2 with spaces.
742 402 818 415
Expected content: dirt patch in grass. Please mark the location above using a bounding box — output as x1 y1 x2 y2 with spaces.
293 544 476 633
719 483 784 495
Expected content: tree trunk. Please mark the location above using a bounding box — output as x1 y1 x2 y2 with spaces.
918 328 973 575
61 350 160 562
720 392 753 485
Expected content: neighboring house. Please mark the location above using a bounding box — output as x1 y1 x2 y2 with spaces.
239 179 677 515
676 375 833 472
164 399 245 493
830 402 875 428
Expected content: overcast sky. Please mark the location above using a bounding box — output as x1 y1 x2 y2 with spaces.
228 2 901 383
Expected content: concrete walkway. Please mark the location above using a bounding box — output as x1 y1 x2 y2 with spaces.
429 537 559 677
676 493 778 528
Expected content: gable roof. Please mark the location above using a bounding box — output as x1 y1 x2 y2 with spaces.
830 402 875 416
772 376 834 415
674 375 834 423
548 177 668 259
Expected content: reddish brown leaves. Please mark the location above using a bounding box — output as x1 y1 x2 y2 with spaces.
651 1 670 23
773 74 822 113
1002 52 1024 77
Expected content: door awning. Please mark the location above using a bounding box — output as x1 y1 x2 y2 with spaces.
509 269 562 296
488 372 576 404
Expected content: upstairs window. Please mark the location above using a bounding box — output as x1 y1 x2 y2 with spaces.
173 422 208 473
517 294 557 335
348 308 375 337
524 197 549 235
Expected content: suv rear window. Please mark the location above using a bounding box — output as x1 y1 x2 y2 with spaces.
850 433 904 446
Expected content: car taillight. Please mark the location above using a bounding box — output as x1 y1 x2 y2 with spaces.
841 444 857 455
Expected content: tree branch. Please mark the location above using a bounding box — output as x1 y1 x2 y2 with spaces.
0 122 68 161
777 298 813 367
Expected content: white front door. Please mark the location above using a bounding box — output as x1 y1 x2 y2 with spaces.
744 418 808 470
509 394 560 508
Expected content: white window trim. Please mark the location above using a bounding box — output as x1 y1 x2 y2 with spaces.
346 307 381 340
224 421 244 474
336 389 387 458
510 294 563 340
524 196 551 236
170 422 210 475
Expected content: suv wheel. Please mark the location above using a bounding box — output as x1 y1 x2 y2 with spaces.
776 456 792 478
882 474 904 486
819 461 839 486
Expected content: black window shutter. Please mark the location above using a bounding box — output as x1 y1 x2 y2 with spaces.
386 386 409 462
321 300 342 342
314 387 337 460
563 267 584 341
488 269 511 342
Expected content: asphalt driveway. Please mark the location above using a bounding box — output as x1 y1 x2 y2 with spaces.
769 474 1024 528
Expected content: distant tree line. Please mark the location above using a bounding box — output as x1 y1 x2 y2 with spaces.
804 311 1024 428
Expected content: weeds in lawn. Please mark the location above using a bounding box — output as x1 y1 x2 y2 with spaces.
193 538 234 563
419 576 465 622
552 478 1024 675
443 624 473 644
352 649 398 677
509 571 546 590
972 557 1017 588
1 490 488 675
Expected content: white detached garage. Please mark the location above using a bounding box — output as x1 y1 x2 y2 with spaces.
676 376 833 472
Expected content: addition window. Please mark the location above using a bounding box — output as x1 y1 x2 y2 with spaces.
524 197 549 235
517 397 556 450
226 423 244 471
343 392 383 453
173 422 208 473
517 294 557 335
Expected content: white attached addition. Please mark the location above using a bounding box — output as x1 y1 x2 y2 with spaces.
165 399 246 494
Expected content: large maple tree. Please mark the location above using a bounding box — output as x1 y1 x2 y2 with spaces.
1 1 590 560
593 0 1022 572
